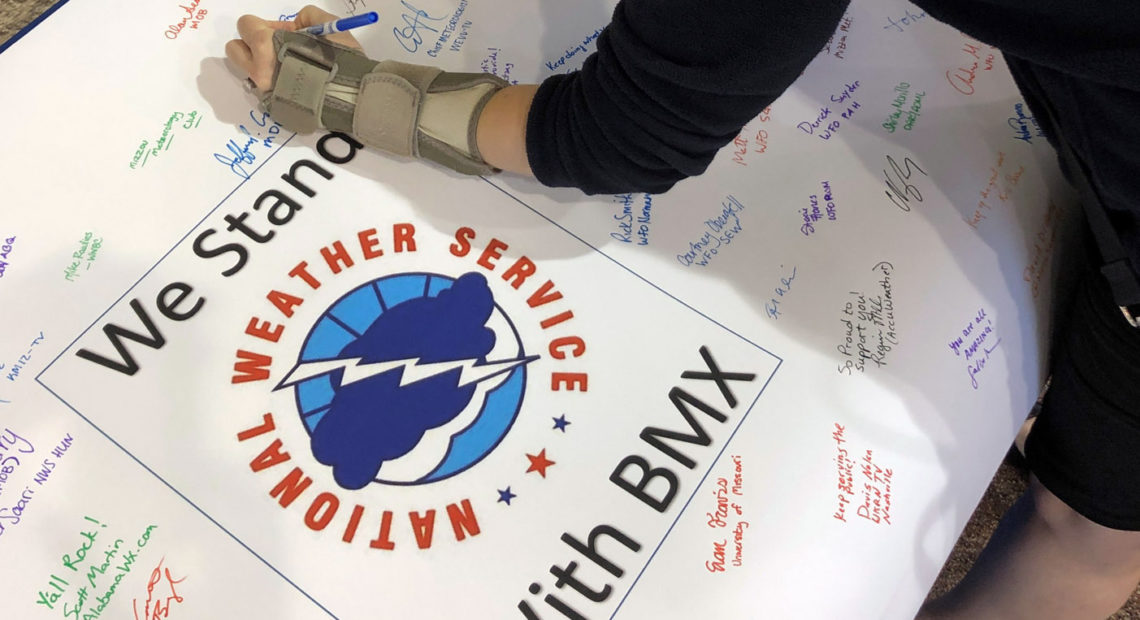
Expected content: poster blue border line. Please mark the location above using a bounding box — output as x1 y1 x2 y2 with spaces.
483 179 783 618
611 371 778 619
0 0 73 55
34 132 339 620
34 146 784 619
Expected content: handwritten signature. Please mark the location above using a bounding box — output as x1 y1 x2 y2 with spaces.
393 0 444 53
764 265 797 319
165 0 208 40
676 195 745 267
342 0 367 15
1008 102 1044 144
883 155 928 212
132 558 186 620
945 38 995 95
213 110 282 179
0 235 14 278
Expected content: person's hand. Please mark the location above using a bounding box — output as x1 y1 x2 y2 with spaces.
224 5 363 91
223 6 521 178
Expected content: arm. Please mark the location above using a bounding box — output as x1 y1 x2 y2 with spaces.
229 2 848 191
520 0 851 194
476 85 539 177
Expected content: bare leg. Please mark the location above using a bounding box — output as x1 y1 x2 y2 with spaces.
918 476 1140 620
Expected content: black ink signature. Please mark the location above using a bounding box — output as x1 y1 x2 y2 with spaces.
883 155 928 212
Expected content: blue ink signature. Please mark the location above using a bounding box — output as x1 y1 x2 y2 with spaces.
213 111 282 179
765 266 797 319
393 0 444 53
676 195 745 267
214 138 257 179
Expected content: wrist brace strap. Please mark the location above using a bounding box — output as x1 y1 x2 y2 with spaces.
262 30 508 176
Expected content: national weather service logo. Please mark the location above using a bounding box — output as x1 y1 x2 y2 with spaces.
274 271 537 490
231 225 585 550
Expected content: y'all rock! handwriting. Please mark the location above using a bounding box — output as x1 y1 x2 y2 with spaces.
36 519 159 618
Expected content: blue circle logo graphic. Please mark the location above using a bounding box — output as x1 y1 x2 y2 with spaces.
276 271 535 490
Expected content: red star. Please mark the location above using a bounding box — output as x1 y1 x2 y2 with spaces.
525 449 556 478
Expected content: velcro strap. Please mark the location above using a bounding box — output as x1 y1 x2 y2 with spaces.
354 62 443 158
265 53 332 134
354 73 421 157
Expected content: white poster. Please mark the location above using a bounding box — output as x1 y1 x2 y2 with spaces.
0 0 1068 617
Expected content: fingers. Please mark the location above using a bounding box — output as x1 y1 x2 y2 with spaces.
293 4 363 50
228 6 366 93
234 14 284 90
266 20 299 32
294 5 340 28
224 39 255 78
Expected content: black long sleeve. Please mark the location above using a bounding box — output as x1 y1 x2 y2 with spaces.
525 0 849 195
912 0 1140 271
523 0 1140 529
525 0 1140 271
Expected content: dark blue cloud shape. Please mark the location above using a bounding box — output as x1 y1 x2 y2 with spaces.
311 272 497 490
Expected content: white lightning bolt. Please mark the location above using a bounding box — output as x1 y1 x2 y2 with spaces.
394 356 539 387
274 355 538 391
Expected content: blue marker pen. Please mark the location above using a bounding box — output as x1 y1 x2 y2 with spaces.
300 11 379 36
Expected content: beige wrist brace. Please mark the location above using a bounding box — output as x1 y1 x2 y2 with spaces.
261 30 508 176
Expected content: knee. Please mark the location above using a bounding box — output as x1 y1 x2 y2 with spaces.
1031 476 1140 569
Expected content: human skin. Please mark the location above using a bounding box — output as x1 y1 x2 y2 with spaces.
228 9 1140 618
224 4 536 177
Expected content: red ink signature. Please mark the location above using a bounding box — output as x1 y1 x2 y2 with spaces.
133 559 186 620
945 36 996 96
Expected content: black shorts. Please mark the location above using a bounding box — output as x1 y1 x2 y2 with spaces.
1025 245 1140 531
